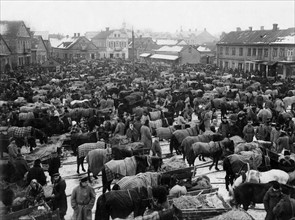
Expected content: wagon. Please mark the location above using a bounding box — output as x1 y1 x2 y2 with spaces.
162 166 196 182
168 188 219 200
171 192 231 220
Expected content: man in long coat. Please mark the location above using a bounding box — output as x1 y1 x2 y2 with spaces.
51 173 67 220
140 120 152 149
71 177 96 220
243 119 255 142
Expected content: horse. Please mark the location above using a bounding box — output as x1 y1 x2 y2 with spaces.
76 141 107 174
70 131 98 155
7 126 48 152
273 196 295 220
169 125 200 154
86 148 113 182
111 142 147 160
101 155 161 193
233 169 290 189
95 186 169 220
186 138 234 170
181 133 224 161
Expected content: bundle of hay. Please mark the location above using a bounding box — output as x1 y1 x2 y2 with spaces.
161 156 187 172
208 208 255 220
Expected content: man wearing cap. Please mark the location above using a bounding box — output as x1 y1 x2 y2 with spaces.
218 116 229 138
51 173 67 220
243 119 255 142
8 137 19 163
71 176 96 220
263 181 284 220
270 124 281 149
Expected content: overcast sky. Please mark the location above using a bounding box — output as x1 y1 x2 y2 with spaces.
1 0 294 36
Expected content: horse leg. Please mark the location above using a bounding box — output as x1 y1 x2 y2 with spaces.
225 174 230 191
87 168 92 183
81 157 86 172
215 156 220 171
77 157 80 174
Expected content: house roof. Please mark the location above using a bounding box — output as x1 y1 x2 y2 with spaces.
139 53 151 58
0 20 30 37
85 31 100 40
197 46 211 52
31 36 47 51
156 45 184 53
150 54 179 61
156 39 179 46
218 27 295 45
0 34 12 55
55 36 98 50
92 30 114 39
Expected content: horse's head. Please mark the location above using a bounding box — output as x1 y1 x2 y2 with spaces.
149 156 163 172
135 155 149 173
222 139 235 156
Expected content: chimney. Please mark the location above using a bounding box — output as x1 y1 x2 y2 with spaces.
260 26 264 30
236 27 241 32
78 33 80 37
249 27 252 31
106 27 110 31
74 33 76 37
273 23 278 31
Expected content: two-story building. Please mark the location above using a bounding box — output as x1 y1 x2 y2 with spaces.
31 35 48 64
0 34 12 74
217 24 295 78
129 36 160 60
0 20 32 68
52 34 99 61
91 28 129 59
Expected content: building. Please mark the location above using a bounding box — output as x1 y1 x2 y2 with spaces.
0 20 32 68
196 46 215 64
172 28 217 45
0 35 12 74
129 36 160 60
52 34 99 61
91 28 129 59
217 24 295 78
148 45 202 65
31 35 48 64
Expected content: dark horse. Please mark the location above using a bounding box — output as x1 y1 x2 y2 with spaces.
70 131 98 155
101 155 162 193
273 196 295 220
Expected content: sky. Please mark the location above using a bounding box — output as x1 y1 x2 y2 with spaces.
1 0 295 37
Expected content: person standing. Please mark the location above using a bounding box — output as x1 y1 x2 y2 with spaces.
7 137 19 163
243 119 255 142
263 181 284 220
140 120 152 150
151 138 162 158
276 131 290 153
50 173 67 220
26 159 47 186
113 118 125 136
48 152 61 184
126 123 139 142
71 176 96 220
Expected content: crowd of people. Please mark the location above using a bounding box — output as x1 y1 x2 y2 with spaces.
1 59 295 220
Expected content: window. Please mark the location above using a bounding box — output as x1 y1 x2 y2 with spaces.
239 48 243 56
116 41 119 47
225 62 229 69
220 47 223 55
116 53 120 58
280 48 285 57
264 48 268 57
247 48 251 56
252 48 257 56
118 34 120 37
114 34 117 37
122 53 125 59
232 47 236 56
288 49 294 56
225 47 229 55
273 48 278 57
258 48 263 56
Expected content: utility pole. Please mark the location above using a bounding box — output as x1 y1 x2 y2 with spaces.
132 27 135 78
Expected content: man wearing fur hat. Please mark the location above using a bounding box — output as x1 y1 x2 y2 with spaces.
71 176 96 220
50 173 67 220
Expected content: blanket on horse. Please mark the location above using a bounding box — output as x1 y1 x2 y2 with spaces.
87 148 112 176
117 172 160 190
239 148 263 170
77 141 105 158
105 156 137 181
173 127 198 144
8 126 32 138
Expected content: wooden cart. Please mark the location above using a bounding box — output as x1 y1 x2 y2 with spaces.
162 166 197 182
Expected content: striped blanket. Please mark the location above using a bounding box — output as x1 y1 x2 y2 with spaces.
77 141 106 158
117 172 160 190
87 148 112 176
8 126 32 138
105 156 137 182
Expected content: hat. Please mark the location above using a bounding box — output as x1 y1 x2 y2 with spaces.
80 176 88 182
272 181 281 190
53 173 60 177
34 159 41 165
284 150 291 156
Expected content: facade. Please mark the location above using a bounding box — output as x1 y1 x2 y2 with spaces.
52 34 99 61
172 28 217 45
31 36 48 64
217 24 295 78
0 35 12 74
91 28 129 59
196 46 216 64
0 20 32 68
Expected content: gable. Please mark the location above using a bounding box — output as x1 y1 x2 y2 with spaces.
17 22 30 37
68 37 98 50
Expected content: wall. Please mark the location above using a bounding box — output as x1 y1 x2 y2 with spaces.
180 47 201 64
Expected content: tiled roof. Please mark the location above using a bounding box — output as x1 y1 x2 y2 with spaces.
0 20 28 36
92 30 114 39
218 28 295 45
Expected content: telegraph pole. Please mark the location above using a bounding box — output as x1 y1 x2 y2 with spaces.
132 27 135 78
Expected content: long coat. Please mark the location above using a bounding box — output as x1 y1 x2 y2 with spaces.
243 124 255 142
71 184 96 220
52 177 67 218
13 156 29 182
263 187 284 220
140 125 152 149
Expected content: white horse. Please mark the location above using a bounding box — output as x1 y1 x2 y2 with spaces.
233 168 289 189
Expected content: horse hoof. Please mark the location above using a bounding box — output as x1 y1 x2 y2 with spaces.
215 168 220 171
82 169 86 172
94 176 98 179
77 171 80 174
209 167 212 171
